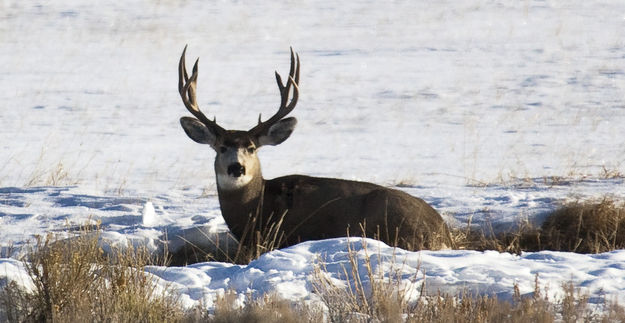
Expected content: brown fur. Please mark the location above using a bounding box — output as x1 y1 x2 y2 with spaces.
218 174 451 251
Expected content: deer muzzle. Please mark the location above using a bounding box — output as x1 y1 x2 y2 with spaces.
227 163 246 177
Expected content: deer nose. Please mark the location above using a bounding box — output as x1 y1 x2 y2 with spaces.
227 163 246 177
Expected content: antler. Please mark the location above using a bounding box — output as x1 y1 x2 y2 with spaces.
249 48 300 137
179 45 226 137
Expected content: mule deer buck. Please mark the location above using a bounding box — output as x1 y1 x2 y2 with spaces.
177 46 451 255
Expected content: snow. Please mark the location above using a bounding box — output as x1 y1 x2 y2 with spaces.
1 0 625 313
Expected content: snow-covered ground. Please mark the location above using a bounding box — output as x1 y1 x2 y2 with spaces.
1 0 625 312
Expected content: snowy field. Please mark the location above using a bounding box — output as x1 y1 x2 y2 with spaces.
1 0 625 312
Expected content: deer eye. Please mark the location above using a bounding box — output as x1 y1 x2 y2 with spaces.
219 146 227 153
247 147 256 154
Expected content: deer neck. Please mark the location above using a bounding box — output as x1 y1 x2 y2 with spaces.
216 171 265 237
217 173 264 204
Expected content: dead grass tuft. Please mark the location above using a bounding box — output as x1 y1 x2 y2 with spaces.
230 211 288 264
0 223 187 322
309 239 625 322
311 238 420 322
600 166 624 179
451 197 625 254
451 219 542 255
540 198 625 253
170 210 288 265
208 291 323 323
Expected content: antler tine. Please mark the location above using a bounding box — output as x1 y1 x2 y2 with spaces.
178 46 226 136
250 48 300 136
178 45 189 94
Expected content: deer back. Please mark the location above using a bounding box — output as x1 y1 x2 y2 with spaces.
259 175 451 250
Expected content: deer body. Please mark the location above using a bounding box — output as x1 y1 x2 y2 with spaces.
223 175 447 249
177 47 451 252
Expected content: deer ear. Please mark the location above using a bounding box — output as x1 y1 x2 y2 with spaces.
257 117 297 146
180 117 218 147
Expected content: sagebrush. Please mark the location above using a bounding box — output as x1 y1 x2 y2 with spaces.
0 224 186 322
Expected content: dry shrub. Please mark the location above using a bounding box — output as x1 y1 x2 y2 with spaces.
229 211 287 265
169 211 288 266
311 238 420 322
540 198 625 253
412 289 553 323
209 291 322 323
207 279 625 323
450 216 541 255
0 280 32 322
452 197 625 254
0 224 186 322
5 228 620 322
310 239 625 322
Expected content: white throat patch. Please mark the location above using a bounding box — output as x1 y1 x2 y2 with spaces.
216 172 254 191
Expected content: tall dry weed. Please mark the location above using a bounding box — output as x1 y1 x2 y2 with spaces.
311 238 422 322
540 198 625 253
309 238 625 322
0 224 186 322
208 291 322 323
168 210 287 265
451 197 625 254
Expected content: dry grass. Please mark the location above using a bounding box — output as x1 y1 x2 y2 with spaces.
540 198 625 253
451 197 625 254
203 238 625 323
309 238 566 323
203 286 624 323
0 224 187 322
404 278 611 323
230 211 288 264
169 210 288 265
161 196 625 322
203 196 625 322
451 217 542 255
205 291 323 323
4 197 624 322
26 160 79 187
311 238 420 322
600 166 624 179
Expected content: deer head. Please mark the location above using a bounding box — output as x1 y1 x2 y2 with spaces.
178 46 300 190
